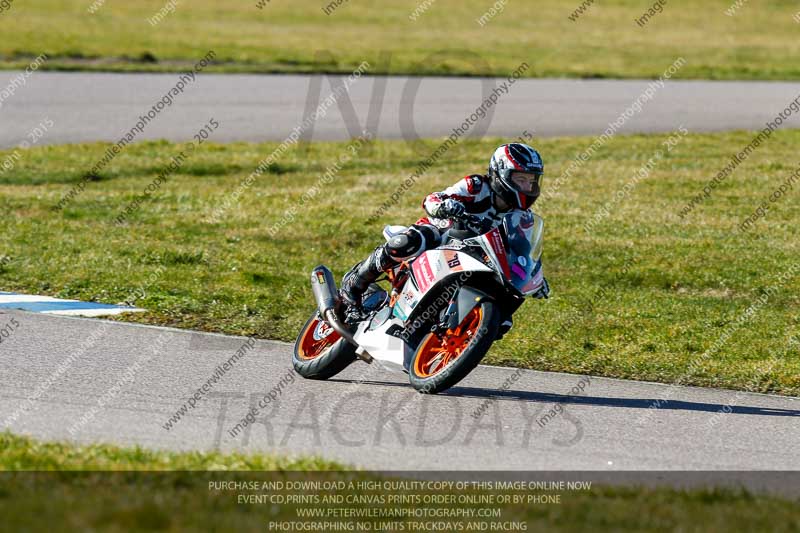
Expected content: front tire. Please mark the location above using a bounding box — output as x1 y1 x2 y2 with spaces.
293 312 357 380
408 300 500 394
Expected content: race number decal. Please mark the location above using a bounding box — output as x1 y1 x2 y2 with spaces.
443 250 463 271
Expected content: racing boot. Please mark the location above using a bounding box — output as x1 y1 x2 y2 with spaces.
340 246 393 324
496 318 513 340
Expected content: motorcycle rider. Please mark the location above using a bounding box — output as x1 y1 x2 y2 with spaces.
340 142 550 328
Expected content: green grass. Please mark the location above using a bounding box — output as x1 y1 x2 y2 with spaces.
0 431 342 471
2 432 799 532
0 131 799 395
1 0 800 79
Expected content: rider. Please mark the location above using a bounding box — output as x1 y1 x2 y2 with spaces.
340 142 550 326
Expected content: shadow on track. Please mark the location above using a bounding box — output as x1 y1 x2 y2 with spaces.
327 378 800 418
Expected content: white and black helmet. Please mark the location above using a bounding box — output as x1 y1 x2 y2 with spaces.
488 143 544 209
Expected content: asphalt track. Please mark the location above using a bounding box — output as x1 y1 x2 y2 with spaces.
2 71 800 486
2 310 798 478
1 72 800 148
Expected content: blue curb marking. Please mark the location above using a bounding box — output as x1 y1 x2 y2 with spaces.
0 292 144 316
0 301 126 312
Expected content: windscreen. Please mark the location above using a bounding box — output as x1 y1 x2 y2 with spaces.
502 211 544 295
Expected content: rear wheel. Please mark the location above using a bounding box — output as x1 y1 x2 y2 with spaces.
408 300 500 394
293 312 357 380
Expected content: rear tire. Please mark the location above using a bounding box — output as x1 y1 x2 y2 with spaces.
408 300 500 394
293 312 357 380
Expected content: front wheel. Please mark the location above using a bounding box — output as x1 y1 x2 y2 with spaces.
408 300 500 394
293 312 357 380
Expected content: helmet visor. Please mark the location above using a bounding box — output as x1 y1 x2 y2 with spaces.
500 169 542 197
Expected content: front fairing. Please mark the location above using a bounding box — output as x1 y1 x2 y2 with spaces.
448 210 544 295
501 211 544 295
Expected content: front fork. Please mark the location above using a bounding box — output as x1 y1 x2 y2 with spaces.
386 262 410 308
437 285 523 336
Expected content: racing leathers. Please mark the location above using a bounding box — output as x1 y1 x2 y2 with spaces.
340 174 549 319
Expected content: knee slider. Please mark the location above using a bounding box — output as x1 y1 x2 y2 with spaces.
387 227 425 261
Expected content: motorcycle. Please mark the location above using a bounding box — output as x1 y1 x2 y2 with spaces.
293 210 545 394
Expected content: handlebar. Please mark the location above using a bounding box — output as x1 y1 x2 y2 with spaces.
448 213 487 240
452 212 482 225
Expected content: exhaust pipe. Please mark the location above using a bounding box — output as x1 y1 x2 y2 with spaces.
310 265 372 363
311 265 339 315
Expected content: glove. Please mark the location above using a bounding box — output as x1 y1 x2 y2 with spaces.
532 277 550 299
437 198 466 219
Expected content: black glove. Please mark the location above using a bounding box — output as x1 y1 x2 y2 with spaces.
437 198 466 219
533 277 550 299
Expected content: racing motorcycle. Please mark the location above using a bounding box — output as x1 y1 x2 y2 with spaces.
293 211 544 394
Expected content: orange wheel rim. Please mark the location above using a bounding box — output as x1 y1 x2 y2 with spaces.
414 306 483 378
298 316 341 360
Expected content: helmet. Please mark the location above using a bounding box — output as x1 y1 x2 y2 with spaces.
488 143 544 209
